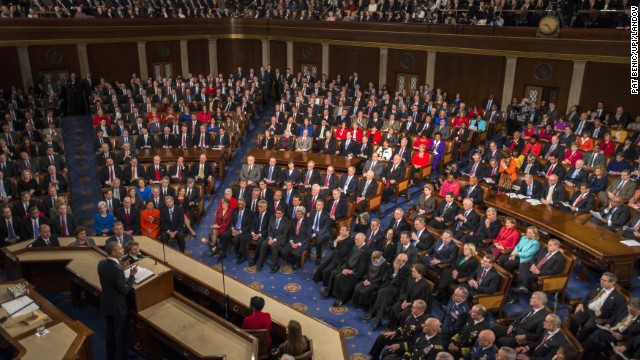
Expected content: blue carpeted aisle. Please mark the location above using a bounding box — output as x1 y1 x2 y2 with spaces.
63 115 102 228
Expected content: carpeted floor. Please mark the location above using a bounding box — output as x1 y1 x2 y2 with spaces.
2 108 638 360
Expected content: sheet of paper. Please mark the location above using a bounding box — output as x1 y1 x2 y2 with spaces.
124 266 155 284
484 178 495 184
620 240 640 247
559 201 570 207
590 210 603 220
1 296 39 318
526 199 542 206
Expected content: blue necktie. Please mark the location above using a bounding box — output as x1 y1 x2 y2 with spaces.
33 221 39 238
236 210 243 229
275 219 280 230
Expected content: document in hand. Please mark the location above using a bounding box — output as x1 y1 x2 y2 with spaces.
124 266 155 284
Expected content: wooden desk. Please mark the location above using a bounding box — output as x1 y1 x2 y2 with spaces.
484 195 640 286
134 148 227 178
1 237 348 359
0 280 94 360
247 149 361 173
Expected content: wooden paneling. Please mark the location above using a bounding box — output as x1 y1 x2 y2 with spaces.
292 42 322 75
216 39 262 77
580 63 639 117
513 58 573 113
0 46 23 91
187 39 210 76
28 45 81 84
434 53 506 108
146 41 181 78
269 40 287 72
87 42 139 83
329 45 379 89
386 49 427 93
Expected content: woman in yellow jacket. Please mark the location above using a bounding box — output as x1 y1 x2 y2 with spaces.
498 151 518 194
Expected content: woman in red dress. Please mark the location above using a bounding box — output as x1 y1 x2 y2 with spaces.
486 217 520 258
218 188 238 211
242 296 272 348
334 122 351 141
198 106 212 123
92 109 110 126
599 133 616 156
202 197 232 257
562 143 582 167
413 133 431 151
365 127 383 145
410 144 431 186
451 110 470 128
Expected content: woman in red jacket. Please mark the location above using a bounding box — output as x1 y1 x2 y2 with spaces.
201 197 232 256
599 133 616 157
410 144 431 186
486 217 520 258
365 127 383 145
242 296 272 348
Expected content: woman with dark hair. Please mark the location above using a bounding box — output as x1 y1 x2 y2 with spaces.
271 320 310 359
69 226 96 247
242 296 272 348
388 263 432 329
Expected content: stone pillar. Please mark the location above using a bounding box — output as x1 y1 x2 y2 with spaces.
426 51 437 88
180 40 189 77
379 48 388 88
322 43 329 77
137 41 148 80
77 43 90 77
17 46 33 90
208 39 218 75
286 41 294 70
501 57 518 112
566 61 587 112
262 40 270 67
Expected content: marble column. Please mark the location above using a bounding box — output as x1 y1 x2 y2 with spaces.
566 61 587 111
426 51 437 88
16 46 33 91
77 43 90 77
208 39 218 75
180 40 189 77
286 41 294 70
322 43 330 77
137 41 148 80
500 57 518 112
379 48 388 88
261 40 270 67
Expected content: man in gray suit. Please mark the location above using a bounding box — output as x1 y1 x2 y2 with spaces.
240 156 262 186
362 152 384 179
583 145 606 171
599 169 637 208
295 129 313 152
434 123 451 140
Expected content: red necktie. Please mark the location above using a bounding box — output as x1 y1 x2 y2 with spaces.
60 216 67 236
325 175 330 187
331 201 337 216
109 167 114 183
574 193 584 206
155 166 161 180
296 219 301 235
534 332 550 351
536 252 552 268
182 135 186 147
177 166 182 181
546 165 554 177
200 134 205 147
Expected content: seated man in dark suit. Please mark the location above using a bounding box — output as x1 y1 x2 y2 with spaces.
464 153 487 178
420 230 458 272
429 193 459 229
261 157 283 187
364 218 386 250
561 152 587 181
581 298 640 360
539 155 566 181
589 196 630 230
510 239 565 301
458 176 484 204
540 136 564 159
539 174 567 206
51 203 77 237
338 166 358 201
447 198 480 240
518 174 543 199
381 155 405 203
255 206 290 274
569 272 627 341
115 196 140 235
219 198 253 263
514 314 567 360
159 196 185 253
29 224 60 247
336 132 357 157
618 211 640 240
355 171 378 212
460 207 502 248
493 291 549 348
520 154 543 175
191 154 215 191
326 189 347 222
0 206 22 247
212 127 231 149
319 166 339 197
560 183 595 215
411 218 433 252
281 206 311 270
395 231 419 265
462 254 499 296
308 199 332 265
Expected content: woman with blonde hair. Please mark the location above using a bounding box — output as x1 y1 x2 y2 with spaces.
497 226 541 273
270 320 310 359
434 243 479 298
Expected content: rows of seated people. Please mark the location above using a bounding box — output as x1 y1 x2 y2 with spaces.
0 93 70 247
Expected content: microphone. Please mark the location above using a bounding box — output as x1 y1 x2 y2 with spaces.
0 299 35 323
162 241 168 264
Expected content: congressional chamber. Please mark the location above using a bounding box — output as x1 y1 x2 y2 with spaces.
0 9 638 360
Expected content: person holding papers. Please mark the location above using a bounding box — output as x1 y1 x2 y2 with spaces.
560 183 595 215
590 196 630 231
617 212 640 240
517 174 543 199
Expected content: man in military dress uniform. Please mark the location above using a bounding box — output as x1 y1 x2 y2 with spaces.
407 318 445 360
447 305 489 358
369 300 429 359
462 330 497 360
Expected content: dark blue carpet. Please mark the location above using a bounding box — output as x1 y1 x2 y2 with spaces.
63 115 101 229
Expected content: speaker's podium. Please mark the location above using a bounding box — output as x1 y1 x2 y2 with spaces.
1 245 259 360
